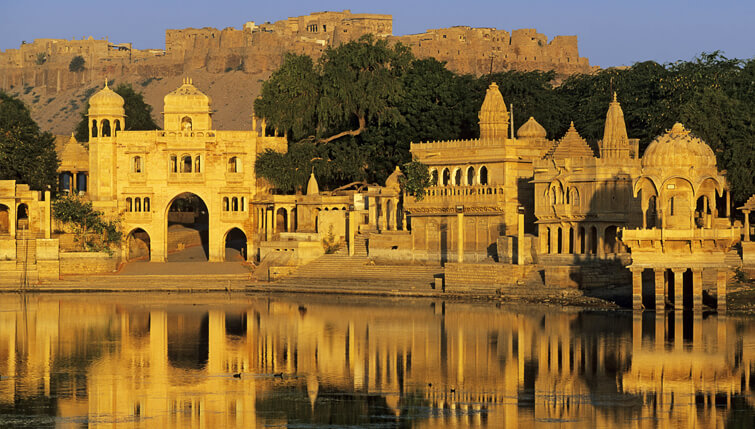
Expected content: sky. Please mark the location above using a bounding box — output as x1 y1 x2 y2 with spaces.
0 0 753 68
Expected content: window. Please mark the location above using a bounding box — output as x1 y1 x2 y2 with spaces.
442 168 450 186
478 166 488 185
181 155 192 173
453 169 462 186
181 116 192 131
170 155 177 173
135 198 141 212
114 119 121 132
126 197 132 212
194 156 201 173
241 197 246 211
101 119 111 137
228 156 238 173
232 197 239 211
466 166 475 185
430 170 438 186
133 156 142 173
144 197 150 212
223 197 229 212
91 120 98 138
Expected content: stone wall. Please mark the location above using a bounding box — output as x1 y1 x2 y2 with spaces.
60 251 120 275
0 11 592 95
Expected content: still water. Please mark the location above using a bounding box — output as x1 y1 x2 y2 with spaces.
0 293 753 428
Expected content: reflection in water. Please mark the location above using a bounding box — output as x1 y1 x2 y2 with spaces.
0 294 754 428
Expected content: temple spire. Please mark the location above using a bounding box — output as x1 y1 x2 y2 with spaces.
601 92 630 159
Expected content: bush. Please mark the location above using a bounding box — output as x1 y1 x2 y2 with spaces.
69 55 85 72
35 52 47 65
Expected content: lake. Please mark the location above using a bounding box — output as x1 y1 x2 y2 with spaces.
0 293 753 428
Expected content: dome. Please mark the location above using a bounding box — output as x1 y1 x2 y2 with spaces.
88 80 124 116
164 77 211 114
385 166 403 190
641 123 716 169
517 116 546 139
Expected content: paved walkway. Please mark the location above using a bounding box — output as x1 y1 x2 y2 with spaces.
119 244 249 276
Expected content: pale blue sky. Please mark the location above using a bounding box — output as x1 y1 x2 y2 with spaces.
1 0 753 67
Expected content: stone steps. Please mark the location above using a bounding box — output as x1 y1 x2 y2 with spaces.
15 239 37 267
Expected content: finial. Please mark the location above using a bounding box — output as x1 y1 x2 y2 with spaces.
104 78 108 88
613 91 617 102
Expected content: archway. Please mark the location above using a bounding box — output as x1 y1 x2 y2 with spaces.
16 203 28 230
224 228 247 261
479 166 488 185
126 228 151 262
466 166 475 185
276 208 288 232
167 193 209 261
605 226 618 254
441 168 450 186
0 204 9 234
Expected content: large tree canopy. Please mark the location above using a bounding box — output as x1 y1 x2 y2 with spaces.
75 83 159 143
0 91 59 190
256 48 754 206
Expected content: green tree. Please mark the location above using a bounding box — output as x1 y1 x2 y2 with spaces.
0 91 59 190
35 52 47 65
400 160 431 201
74 83 159 142
69 55 85 72
53 194 121 252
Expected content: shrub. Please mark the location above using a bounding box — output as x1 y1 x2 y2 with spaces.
69 55 85 72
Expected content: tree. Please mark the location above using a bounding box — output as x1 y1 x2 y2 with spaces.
53 194 121 253
35 52 47 65
69 55 85 72
0 91 59 190
74 83 159 142
400 160 431 201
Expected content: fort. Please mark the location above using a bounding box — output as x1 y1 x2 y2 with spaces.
0 10 593 96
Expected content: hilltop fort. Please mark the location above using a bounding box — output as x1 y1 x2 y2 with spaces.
0 10 593 95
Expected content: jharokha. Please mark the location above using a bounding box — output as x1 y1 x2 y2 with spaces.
1 76 754 312
0 10 592 94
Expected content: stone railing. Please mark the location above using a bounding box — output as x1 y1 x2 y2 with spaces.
416 185 506 204
622 226 741 242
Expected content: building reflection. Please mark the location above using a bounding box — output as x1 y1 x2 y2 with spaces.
0 294 754 427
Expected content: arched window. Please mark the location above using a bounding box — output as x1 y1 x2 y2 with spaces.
453 168 462 186
170 155 178 173
181 116 192 131
241 197 246 211
144 197 150 212
135 197 141 212
228 156 238 173
478 166 488 185
0 204 9 234
133 156 142 173
232 197 239 211
114 120 121 133
223 197 229 212
570 187 579 207
466 166 475 185
101 119 111 137
181 155 192 173
91 120 98 138
442 168 451 186
430 169 438 186
126 197 133 212
194 156 201 173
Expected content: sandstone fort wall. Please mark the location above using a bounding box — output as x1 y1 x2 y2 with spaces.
0 10 593 94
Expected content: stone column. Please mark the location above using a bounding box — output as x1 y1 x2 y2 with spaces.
272 206 278 234
457 212 464 263
631 268 643 310
692 268 703 311
550 226 558 255
726 191 730 218
540 225 548 255
672 269 685 310
717 269 727 313
597 226 605 258
572 225 579 255
517 210 524 265
744 210 750 242
654 268 665 312
265 208 273 241
562 225 571 254
368 197 377 229
380 200 388 232
287 207 294 232
348 212 356 257
43 190 51 239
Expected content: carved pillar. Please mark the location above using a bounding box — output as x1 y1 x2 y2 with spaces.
597 226 605 258
265 208 273 241
572 225 579 255
717 269 727 313
672 269 685 310
692 268 703 311
654 268 665 312
631 268 643 310
380 200 387 232
287 207 294 233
